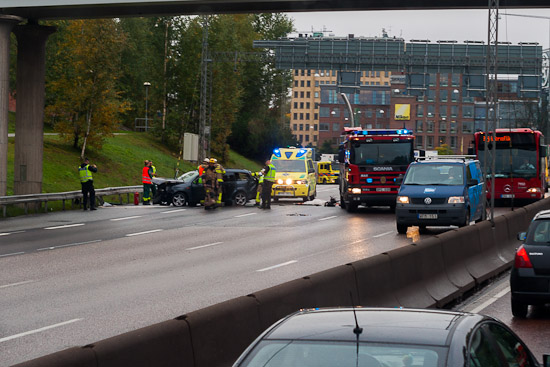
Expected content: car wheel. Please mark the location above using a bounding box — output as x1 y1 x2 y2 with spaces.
459 210 470 227
233 191 248 206
172 192 188 207
511 298 528 318
397 223 407 234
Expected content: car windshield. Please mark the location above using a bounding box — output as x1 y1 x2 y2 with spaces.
272 159 306 172
350 141 413 165
238 340 446 367
176 170 198 182
404 164 464 185
526 220 550 245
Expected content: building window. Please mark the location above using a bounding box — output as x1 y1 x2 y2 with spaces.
307 70 311 76
300 102 304 109
451 105 458 117
299 134 303 142
439 136 447 146
293 124 297 130
439 121 447 133
294 80 298 87
333 123 340 132
295 70 299 76
305 134 310 142
439 74 448 87
416 135 423 149
306 92 310 98
332 108 340 117
416 105 424 117
314 113 318 120
427 121 434 132
315 81 319 87
427 135 434 148
450 121 457 133
427 105 435 118
294 102 298 109
306 113 310 120
306 102 310 109
462 121 473 133
416 120 423 132
314 135 318 142
314 124 318 131
451 74 460 86
440 106 447 118
300 91 304 98
307 81 311 87
427 88 435 102
314 91 319 98
300 80 304 87
319 123 329 131
417 95 424 102
299 113 304 120
463 105 474 118
294 91 298 98
429 74 436 86
300 70 305 76
451 90 459 102
319 107 330 117
299 124 303 131
450 136 457 149
439 90 448 102
293 113 297 120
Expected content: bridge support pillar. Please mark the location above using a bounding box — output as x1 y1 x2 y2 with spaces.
12 23 55 195
0 15 22 197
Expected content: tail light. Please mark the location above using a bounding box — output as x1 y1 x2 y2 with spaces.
514 245 533 269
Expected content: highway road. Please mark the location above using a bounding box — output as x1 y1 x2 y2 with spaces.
0 185 544 365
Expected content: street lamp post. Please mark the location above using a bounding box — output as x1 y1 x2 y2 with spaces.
144 82 151 131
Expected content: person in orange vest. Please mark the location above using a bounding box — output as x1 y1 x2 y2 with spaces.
142 160 154 205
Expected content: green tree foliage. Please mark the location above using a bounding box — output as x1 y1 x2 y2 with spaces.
436 143 454 155
46 19 129 155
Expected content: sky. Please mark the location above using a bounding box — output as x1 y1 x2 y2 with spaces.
286 9 550 50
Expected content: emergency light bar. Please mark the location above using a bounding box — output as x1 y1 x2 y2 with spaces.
344 129 412 136
273 149 281 157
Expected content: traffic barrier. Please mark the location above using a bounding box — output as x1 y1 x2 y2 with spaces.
385 244 436 308
456 225 496 284
351 253 399 307
12 347 96 367
475 220 510 274
493 214 516 262
413 236 461 308
308 264 359 307
250 277 315 330
88 319 193 367
184 296 262 367
436 229 475 294
503 208 529 256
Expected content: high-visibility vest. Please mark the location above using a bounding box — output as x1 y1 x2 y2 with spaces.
264 164 276 182
142 166 152 184
152 165 157 176
79 164 93 183
215 164 225 182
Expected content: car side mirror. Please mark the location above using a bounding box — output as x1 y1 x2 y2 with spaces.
468 178 479 186
517 232 527 241
395 176 403 185
543 354 550 367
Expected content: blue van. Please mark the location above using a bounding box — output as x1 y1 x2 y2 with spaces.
395 159 485 234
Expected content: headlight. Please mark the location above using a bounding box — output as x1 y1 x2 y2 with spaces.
285 178 292 185
527 187 541 193
397 196 410 204
351 188 362 194
277 179 284 184
448 196 465 204
296 180 307 185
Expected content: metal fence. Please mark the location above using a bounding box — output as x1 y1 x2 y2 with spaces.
0 186 143 217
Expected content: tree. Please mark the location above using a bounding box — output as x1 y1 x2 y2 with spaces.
46 19 129 156
436 144 454 155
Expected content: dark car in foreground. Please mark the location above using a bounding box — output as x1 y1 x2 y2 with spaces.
233 308 548 367
512 209 550 318
153 169 258 207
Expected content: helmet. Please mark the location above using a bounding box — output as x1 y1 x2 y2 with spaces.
203 158 209 163
213 158 218 163
209 158 216 164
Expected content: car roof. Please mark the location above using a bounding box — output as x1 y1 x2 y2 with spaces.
533 209 550 220
412 160 470 165
264 308 485 347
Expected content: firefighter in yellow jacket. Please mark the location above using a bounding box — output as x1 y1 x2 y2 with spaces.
213 158 225 205
202 158 218 210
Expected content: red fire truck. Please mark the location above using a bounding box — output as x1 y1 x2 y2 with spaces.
338 128 415 212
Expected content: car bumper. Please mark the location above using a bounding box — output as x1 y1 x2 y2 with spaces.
396 203 467 226
273 184 309 198
511 269 550 304
348 193 397 206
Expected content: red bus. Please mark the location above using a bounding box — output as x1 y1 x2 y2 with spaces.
474 128 547 202
338 128 415 212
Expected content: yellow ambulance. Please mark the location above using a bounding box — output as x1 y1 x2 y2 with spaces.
271 147 317 201
317 161 339 184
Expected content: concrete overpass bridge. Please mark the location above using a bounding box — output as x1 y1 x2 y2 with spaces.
1 0 549 197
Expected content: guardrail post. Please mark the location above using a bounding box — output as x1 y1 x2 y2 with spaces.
44 201 48 213
62 199 65 211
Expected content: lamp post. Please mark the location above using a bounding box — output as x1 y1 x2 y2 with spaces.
144 82 151 131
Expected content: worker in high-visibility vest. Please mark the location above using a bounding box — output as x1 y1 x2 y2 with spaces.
213 158 225 205
260 160 276 209
252 171 264 206
142 160 154 205
79 157 98 210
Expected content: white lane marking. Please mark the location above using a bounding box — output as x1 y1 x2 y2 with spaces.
0 252 25 258
0 230 25 236
37 239 102 252
0 280 35 289
0 319 82 343
470 287 511 314
161 209 187 214
110 216 142 222
234 213 257 218
350 239 367 245
187 242 223 251
125 229 163 237
318 216 337 221
257 260 298 272
373 231 394 238
44 223 84 230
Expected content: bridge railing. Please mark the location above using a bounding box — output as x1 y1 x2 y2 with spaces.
0 186 143 217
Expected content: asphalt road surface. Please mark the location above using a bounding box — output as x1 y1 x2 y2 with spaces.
0 185 540 365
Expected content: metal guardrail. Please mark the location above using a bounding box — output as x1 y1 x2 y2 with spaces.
0 186 143 217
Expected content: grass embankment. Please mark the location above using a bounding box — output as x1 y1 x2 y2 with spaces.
4 120 262 216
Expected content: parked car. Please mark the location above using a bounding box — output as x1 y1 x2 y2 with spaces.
153 169 258 207
512 209 550 318
233 308 548 367
395 158 485 234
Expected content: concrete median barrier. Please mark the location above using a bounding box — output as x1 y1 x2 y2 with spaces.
414 236 461 308
455 225 496 284
88 319 193 367
475 220 510 274
249 277 315 331
308 264 359 307
493 214 517 262
12 347 96 367
184 296 261 367
385 244 436 308
436 229 475 294
351 253 399 307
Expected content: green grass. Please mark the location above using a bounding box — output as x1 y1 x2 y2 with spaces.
6 131 261 196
